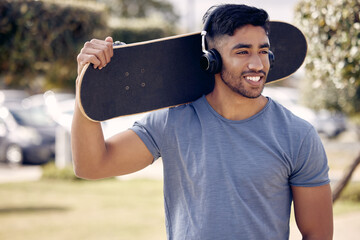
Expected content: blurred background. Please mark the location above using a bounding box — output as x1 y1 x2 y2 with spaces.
0 0 359 239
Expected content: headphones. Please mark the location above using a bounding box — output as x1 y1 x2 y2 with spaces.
200 9 275 74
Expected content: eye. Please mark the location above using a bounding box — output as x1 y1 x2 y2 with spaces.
236 50 248 55
260 50 269 54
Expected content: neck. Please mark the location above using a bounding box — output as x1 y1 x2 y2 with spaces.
206 79 268 121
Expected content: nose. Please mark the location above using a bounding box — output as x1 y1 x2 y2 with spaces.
248 55 264 71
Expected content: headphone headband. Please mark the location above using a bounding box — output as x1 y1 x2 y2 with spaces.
201 31 207 54
201 7 219 52
202 8 217 35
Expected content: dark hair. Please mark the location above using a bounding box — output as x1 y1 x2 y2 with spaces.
203 4 270 39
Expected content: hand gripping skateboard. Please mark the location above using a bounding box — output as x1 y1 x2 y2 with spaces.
78 21 307 122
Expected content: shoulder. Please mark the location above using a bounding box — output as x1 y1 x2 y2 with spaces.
135 96 204 129
168 96 206 120
136 108 170 130
267 99 329 181
268 97 313 129
266 98 317 143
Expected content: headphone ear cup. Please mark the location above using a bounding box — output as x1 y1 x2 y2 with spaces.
268 50 275 69
200 49 222 74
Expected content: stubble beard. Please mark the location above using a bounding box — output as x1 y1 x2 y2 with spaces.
220 69 266 99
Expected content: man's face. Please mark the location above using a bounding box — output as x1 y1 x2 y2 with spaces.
217 25 270 99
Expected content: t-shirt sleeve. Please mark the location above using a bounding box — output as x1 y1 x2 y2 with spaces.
130 109 169 162
289 127 330 187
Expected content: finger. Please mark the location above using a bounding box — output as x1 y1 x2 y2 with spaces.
83 41 109 69
89 39 112 65
77 53 101 75
77 38 114 70
105 37 114 57
77 52 101 70
105 36 113 43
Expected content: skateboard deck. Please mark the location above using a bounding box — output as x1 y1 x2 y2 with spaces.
78 21 307 122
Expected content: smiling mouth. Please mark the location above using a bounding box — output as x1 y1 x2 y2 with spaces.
245 76 261 82
242 70 267 83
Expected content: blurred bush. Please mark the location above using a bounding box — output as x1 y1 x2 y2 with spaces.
42 161 80 181
112 27 173 43
110 18 176 43
295 0 360 122
103 0 179 25
0 0 179 92
339 182 360 202
0 0 108 91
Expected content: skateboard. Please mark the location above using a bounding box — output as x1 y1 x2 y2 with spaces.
78 21 307 122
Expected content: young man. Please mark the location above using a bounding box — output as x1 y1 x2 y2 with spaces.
72 4 333 239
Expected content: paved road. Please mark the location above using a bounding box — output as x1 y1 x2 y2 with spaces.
0 163 42 183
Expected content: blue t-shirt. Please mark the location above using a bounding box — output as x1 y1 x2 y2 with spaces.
131 96 329 240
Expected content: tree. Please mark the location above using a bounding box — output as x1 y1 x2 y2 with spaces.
99 0 179 25
294 0 360 121
0 0 108 91
294 0 360 202
0 0 178 91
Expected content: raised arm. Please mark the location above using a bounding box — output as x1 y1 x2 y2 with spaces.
292 184 333 240
71 37 153 180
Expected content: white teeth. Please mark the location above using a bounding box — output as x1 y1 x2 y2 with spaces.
246 76 261 82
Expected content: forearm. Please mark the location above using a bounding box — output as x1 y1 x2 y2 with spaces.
71 98 107 179
72 38 153 179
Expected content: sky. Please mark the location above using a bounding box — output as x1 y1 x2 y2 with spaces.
167 0 300 32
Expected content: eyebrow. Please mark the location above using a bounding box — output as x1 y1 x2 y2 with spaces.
232 43 270 50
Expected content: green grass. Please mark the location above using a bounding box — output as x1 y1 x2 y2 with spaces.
0 178 359 240
333 200 360 215
333 182 360 215
0 179 166 240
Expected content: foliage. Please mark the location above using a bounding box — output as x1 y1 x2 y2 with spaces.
338 182 360 202
112 26 173 43
41 161 81 181
100 0 179 25
0 0 179 92
110 18 176 43
0 0 108 91
294 0 360 120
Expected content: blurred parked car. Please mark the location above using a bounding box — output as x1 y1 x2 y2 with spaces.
54 97 146 139
262 86 347 138
22 90 75 121
0 103 57 165
0 89 30 105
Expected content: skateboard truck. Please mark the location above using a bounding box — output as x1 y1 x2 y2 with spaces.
113 41 126 46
